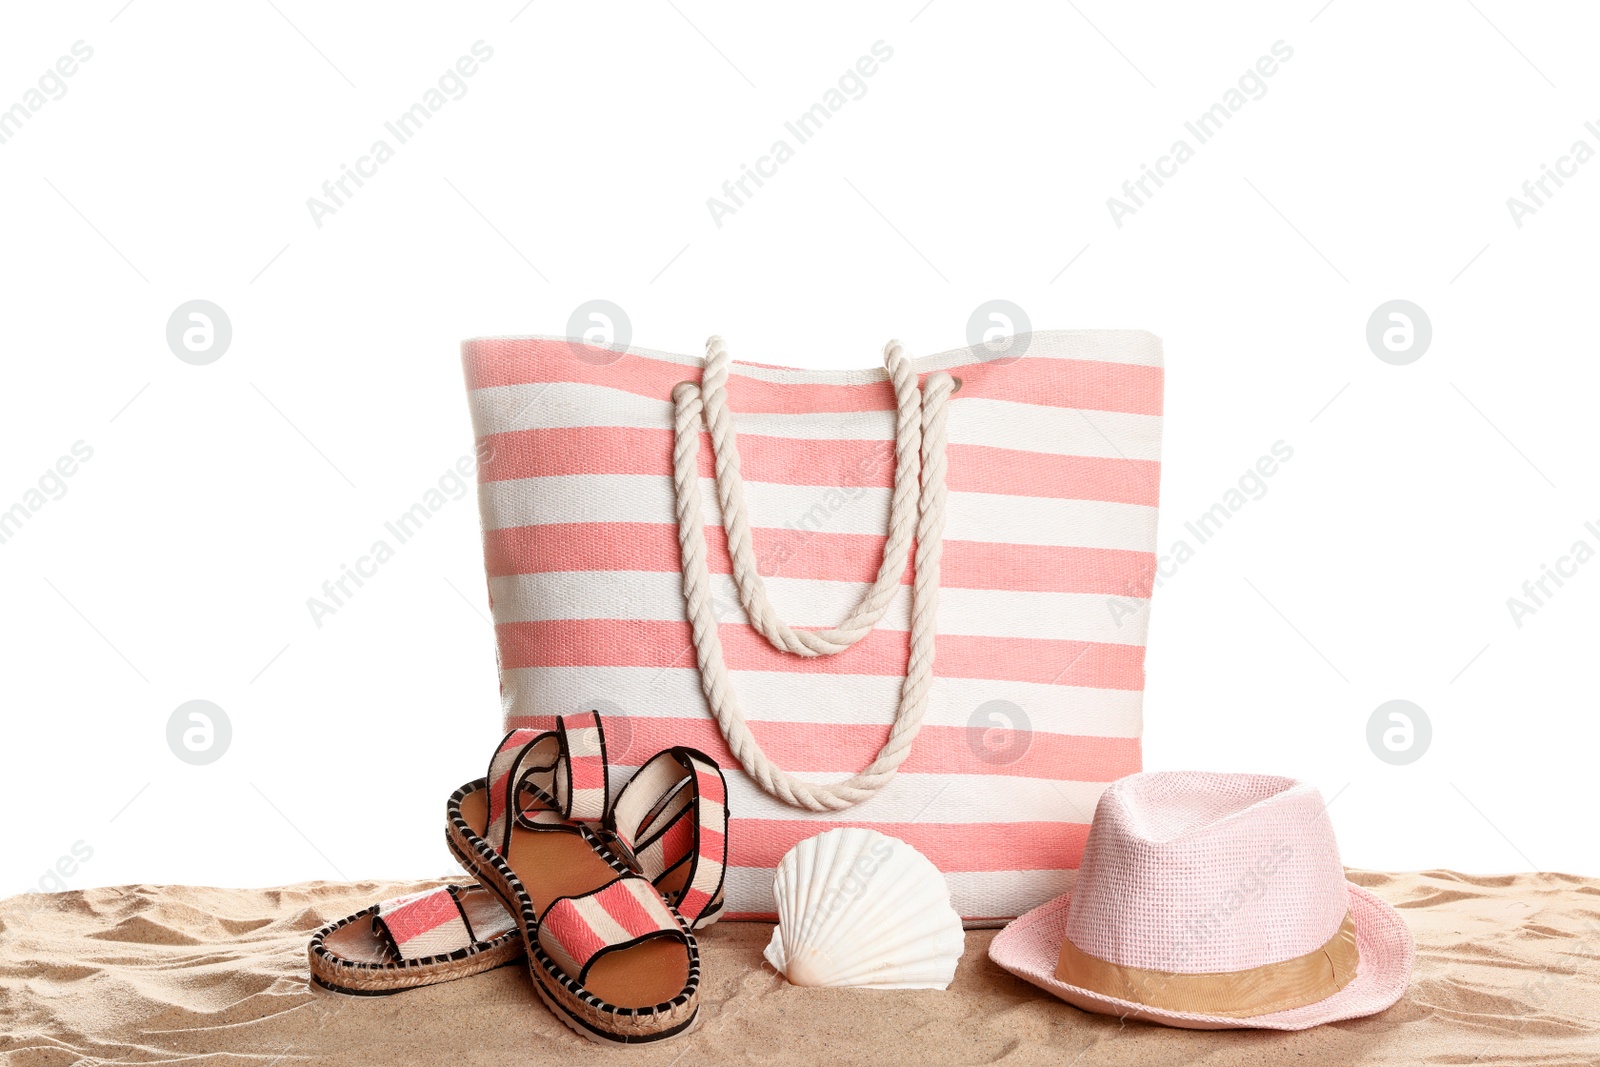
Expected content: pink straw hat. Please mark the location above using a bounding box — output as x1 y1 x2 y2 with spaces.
989 772 1414 1030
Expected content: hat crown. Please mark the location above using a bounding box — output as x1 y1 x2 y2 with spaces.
1065 772 1349 974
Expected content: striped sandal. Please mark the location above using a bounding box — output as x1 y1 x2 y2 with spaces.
307 884 521 996
601 747 730 931
445 712 705 1044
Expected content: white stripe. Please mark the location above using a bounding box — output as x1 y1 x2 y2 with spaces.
632 878 678 924
690 856 724 898
696 796 728 831
603 767 1111 827
568 786 605 819
637 838 667 876
464 330 1163 380
721 867 1078 922
563 725 603 757
504 666 1144 738
637 788 693 844
489 571 1149 645
470 381 1162 462
480 474 1158 552
538 932 581 977
613 758 687 844
572 894 632 947
473 906 517 939
398 915 471 958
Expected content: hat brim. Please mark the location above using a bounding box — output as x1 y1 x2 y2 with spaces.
988 882 1414 1031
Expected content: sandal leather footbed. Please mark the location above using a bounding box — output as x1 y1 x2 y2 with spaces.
319 887 512 966
458 787 690 1010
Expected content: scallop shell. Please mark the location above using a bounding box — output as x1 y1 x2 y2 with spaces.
763 827 964 989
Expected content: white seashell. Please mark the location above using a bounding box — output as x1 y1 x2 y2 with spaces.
763 827 965 990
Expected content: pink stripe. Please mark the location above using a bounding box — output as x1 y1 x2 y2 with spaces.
679 886 712 917
462 340 1163 416
502 730 537 751
567 756 606 791
695 824 725 868
541 902 607 968
731 819 1091 873
383 890 457 942
497 618 1145 689
655 817 694 868
487 769 511 825
950 442 1157 506
483 522 1153 596
486 729 539 826
595 881 664 940
478 426 1158 507
505 716 1141 783
694 766 725 805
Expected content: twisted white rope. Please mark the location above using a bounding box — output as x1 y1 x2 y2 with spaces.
694 335 925 656
671 337 952 811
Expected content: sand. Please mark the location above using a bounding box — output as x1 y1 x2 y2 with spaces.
2 870 1598 1065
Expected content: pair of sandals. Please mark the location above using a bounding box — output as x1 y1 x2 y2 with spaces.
308 712 729 1045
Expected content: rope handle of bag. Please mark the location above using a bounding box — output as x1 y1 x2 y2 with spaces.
669 336 952 811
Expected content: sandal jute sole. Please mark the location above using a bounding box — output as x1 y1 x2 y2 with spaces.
307 887 523 996
446 778 701 1045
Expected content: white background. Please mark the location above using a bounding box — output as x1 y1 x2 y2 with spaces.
3 0 1597 897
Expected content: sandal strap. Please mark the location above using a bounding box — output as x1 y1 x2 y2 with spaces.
536 876 686 985
486 728 545 855
485 712 610 855
372 885 510 962
523 710 609 823
607 747 729 926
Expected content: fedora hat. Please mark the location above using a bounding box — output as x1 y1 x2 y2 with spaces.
989 772 1413 1030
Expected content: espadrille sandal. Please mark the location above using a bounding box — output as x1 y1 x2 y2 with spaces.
602 746 730 931
307 883 521 996
445 712 702 1044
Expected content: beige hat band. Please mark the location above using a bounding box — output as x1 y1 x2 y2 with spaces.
1054 911 1360 1019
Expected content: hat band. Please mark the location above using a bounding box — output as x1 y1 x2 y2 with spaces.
1055 911 1359 1019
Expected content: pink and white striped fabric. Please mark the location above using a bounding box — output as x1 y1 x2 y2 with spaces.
610 747 729 926
538 877 685 982
374 886 512 960
484 712 608 856
461 331 1164 922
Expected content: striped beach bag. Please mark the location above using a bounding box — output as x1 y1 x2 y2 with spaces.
460 330 1163 922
